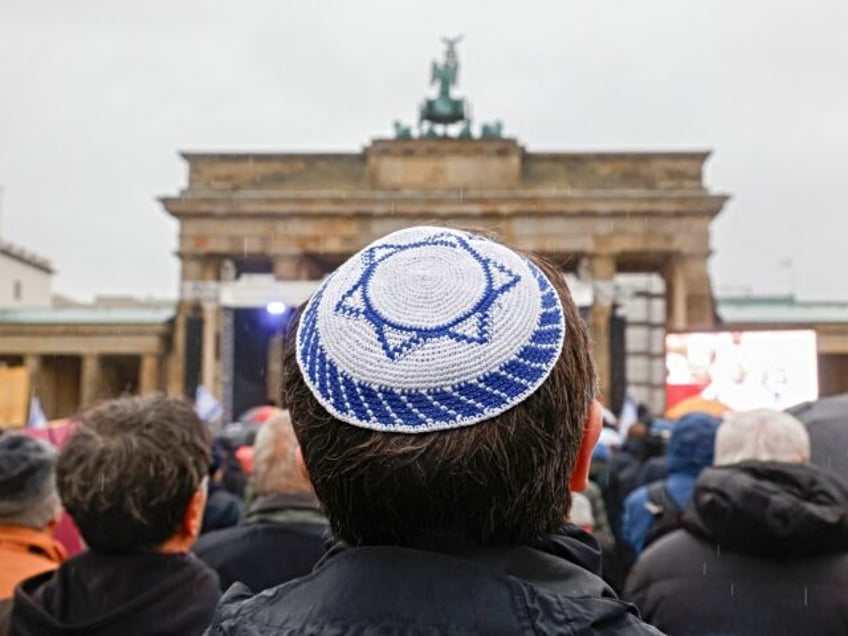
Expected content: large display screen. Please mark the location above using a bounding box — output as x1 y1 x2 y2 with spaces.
666 330 818 413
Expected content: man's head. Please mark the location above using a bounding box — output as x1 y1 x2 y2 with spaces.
252 410 312 497
0 434 61 530
284 226 600 550
57 395 210 553
715 409 810 465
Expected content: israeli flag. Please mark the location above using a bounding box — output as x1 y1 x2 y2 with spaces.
195 385 223 423
27 395 48 429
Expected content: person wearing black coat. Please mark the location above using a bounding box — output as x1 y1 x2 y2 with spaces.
194 412 329 593
11 551 219 636
205 229 661 635
208 526 659 635
200 441 242 535
599 423 665 542
625 409 848 636
195 492 328 593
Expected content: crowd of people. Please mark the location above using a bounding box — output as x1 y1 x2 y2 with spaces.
0 225 846 635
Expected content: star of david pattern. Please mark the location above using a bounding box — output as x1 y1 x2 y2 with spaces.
333 232 521 361
296 229 566 433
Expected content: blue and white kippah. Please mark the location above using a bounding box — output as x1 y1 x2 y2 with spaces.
296 226 565 433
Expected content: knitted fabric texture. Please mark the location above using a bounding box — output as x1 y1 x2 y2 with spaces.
296 226 565 432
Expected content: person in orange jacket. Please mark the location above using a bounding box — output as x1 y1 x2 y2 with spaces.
0 434 66 599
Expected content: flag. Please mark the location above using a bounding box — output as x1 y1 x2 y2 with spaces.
27 395 48 429
618 393 639 439
195 385 223 423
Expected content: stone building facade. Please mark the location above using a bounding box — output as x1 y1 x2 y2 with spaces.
0 239 52 308
5 138 848 425
0 305 172 422
162 138 728 415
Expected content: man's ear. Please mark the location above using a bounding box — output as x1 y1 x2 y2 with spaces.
569 399 603 492
295 445 312 486
158 483 208 554
182 487 207 544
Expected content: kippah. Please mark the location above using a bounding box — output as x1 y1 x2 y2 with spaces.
296 226 565 433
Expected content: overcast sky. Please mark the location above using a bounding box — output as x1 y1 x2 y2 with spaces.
1 0 846 302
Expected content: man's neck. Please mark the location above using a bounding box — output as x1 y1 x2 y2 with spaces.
156 535 192 554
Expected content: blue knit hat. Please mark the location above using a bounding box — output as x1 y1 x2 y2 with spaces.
296 226 565 433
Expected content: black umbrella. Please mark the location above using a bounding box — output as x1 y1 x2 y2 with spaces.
789 393 848 480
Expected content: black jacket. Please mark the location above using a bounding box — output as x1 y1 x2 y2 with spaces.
9 550 220 636
193 493 329 593
624 461 848 636
205 525 661 635
201 483 241 535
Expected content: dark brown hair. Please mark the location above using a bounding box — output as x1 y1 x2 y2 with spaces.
57 394 210 552
283 248 597 551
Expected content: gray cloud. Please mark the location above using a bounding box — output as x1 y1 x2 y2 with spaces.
1 0 845 300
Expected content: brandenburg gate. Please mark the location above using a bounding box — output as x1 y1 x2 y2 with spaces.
161 40 727 416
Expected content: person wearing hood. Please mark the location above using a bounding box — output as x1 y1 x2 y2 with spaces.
624 409 848 635
8 395 220 636
205 227 661 635
620 412 720 555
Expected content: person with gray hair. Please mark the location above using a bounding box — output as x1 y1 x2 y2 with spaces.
625 408 848 635
194 410 329 593
0 434 65 600
714 408 810 465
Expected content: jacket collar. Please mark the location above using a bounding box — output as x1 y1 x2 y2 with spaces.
244 493 326 526
317 524 612 599
0 524 67 564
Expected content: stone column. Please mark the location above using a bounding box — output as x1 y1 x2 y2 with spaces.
23 354 41 391
201 258 221 398
167 307 187 397
589 254 616 402
23 354 46 418
171 256 220 398
266 333 283 404
201 302 218 395
169 257 201 398
665 254 715 331
139 354 159 395
665 255 686 332
80 353 102 407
